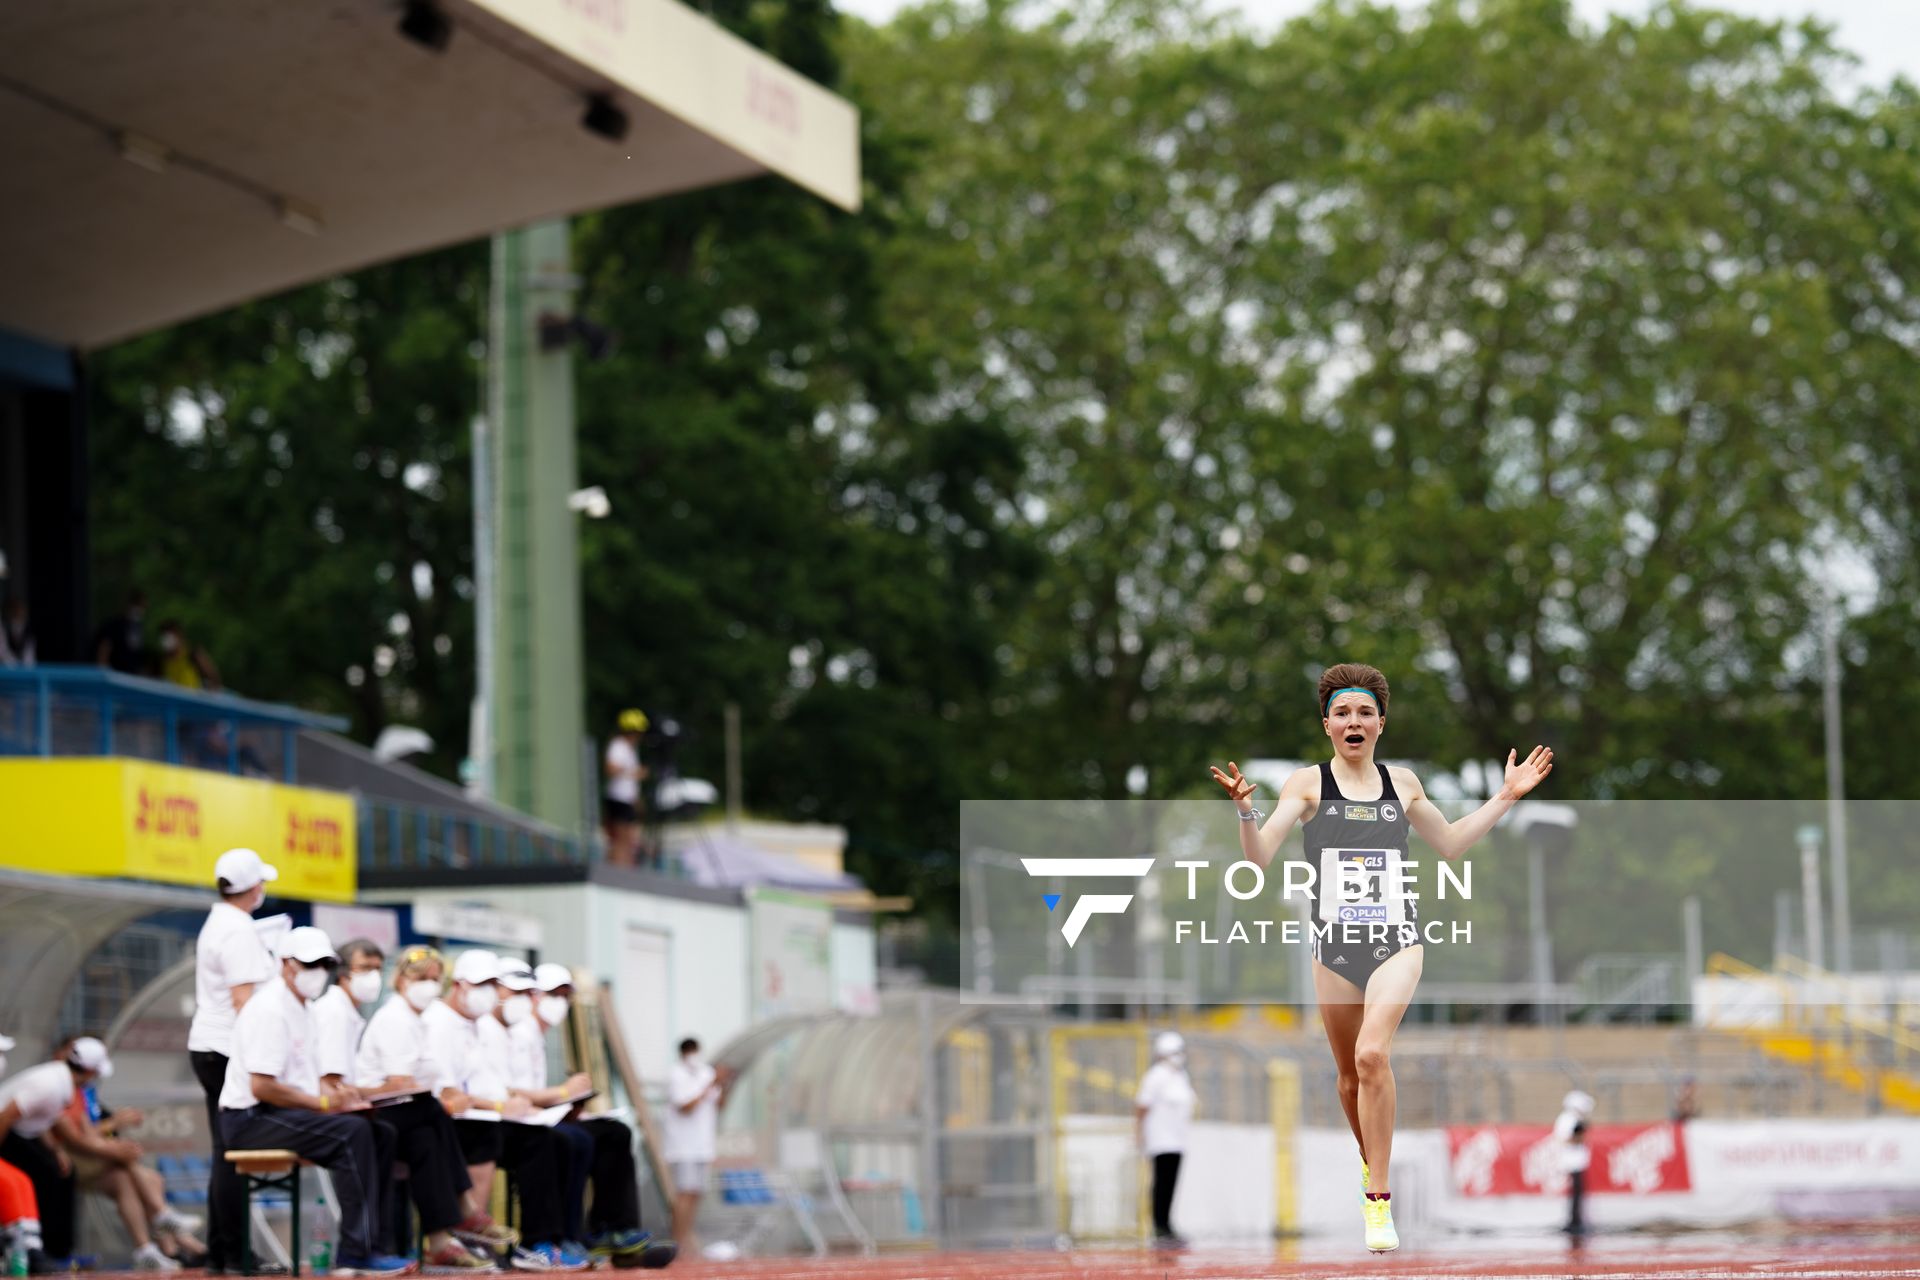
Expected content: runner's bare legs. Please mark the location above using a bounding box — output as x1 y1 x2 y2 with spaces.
1354 945 1424 1195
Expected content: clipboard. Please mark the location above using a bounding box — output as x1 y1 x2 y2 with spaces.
365 1089 428 1108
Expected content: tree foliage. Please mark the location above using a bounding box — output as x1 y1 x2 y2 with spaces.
84 0 1920 955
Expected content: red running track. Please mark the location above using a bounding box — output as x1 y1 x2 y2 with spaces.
556 1236 1919 1280
159 1239 1920 1280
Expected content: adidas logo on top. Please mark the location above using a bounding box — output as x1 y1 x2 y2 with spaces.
1327 805 1339 814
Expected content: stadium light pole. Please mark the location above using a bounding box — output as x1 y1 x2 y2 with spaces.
1796 823 1824 970
1515 801 1576 1024
1821 598 1852 973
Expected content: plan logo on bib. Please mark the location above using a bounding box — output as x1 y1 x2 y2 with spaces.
1021 857 1156 947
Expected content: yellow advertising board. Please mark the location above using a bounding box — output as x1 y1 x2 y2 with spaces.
0 759 356 902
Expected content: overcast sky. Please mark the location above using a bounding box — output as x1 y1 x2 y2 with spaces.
834 0 1916 90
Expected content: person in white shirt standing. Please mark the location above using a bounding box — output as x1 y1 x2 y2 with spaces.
1134 1031 1196 1250
219 927 414 1277
0 1037 113 1269
601 711 648 868
1554 1090 1594 1236
423 952 580 1273
662 1038 729 1256
186 847 279 1273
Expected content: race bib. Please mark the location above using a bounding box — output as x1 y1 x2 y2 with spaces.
1317 847 1407 927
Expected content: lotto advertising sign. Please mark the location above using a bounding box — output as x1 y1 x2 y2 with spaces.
1448 1122 1693 1196
0 758 356 901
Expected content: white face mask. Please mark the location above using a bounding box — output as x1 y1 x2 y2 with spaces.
464 985 498 1018
405 979 441 1012
347 970 383 1005
293 967 330 1001
537 995 569 1027
500 994 533 1026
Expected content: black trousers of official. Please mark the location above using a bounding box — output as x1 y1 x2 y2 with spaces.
361 1098 466 1251
453 1120 567 1245
1150 1151 1181 1239
0 1132 74 1258
555 1118 641 1240
190 1050 248 1267
1566 1168 1587 1235
222 1107 380 1262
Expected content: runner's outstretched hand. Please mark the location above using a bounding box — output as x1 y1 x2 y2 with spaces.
1502 746 1555 799
1209 761 1257 808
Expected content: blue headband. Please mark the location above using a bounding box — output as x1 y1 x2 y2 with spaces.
1324 686 1379 714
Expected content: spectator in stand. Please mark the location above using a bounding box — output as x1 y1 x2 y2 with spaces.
0 1033 50 1275
156 620 221 692
1670 1076 1699 1125
47 1036 206 1270
663 1037 729 1257
220 926 415 1278
94 589 151 675
602 711 648 868
314 940 493 1272
0 598 34 667
0 1037 114 1271
1554 1090 1594 1237
186 848 279 1274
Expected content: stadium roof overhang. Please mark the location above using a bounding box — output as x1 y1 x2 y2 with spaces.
0 0 861 351
0 867 212 1065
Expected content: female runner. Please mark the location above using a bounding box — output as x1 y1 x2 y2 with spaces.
1210 663 1554 1251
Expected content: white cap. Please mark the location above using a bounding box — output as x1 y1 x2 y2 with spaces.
532 963 574 993
1563 1090 1594 1116
215 847 279 894
452 950 501 985
276 926 338 965
66 1036 114 1080
1154 1031 1185 1059
497 959 536 992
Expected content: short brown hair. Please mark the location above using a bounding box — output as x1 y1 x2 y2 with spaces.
1317 663 1389 716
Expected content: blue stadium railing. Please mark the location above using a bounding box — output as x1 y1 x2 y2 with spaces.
357 797 595 873
0 664 345 781
0 666 664 876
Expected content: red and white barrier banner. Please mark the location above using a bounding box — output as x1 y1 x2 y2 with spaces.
1447 1122 1692 1196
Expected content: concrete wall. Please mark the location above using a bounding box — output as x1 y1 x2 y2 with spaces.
391 878 876 1086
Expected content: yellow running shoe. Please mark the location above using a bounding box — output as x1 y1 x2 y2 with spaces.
1363 1196 1399 1253
1360 1159 1370 1198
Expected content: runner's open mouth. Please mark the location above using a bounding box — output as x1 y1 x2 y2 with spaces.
1345 733 1365 744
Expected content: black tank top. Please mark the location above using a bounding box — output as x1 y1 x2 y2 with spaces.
1302 761 1417 935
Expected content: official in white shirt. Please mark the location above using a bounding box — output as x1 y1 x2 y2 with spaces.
186 847 279 1272
219 927 416 1277
1555 1090 1594 1236
500 963 659 1265
662 1037 730 1256
1134 1031 1196 1249
425 952 577 1270
0 1037 112 1265
352 947 515 1259
316 941 490 1271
